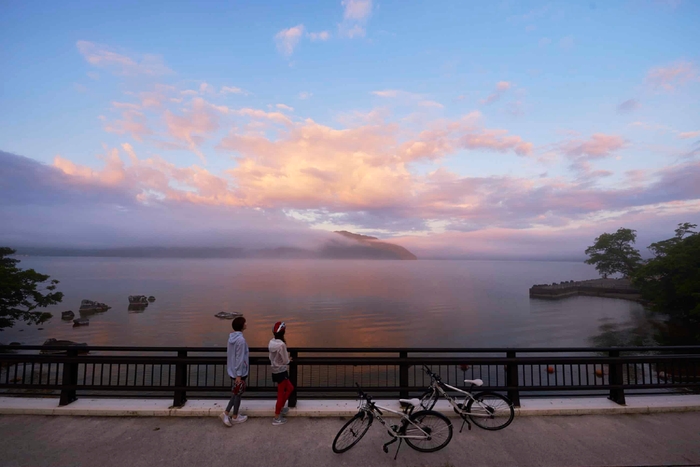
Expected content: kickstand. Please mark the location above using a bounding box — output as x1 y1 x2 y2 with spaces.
393 438 403 460
459 417 472 433
383 437 403 459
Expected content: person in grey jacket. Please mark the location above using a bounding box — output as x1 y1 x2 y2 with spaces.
220 316 249 427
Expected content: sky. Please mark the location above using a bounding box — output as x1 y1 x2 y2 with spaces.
1 0 699 259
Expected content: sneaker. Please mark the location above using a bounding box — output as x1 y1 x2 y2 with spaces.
272 416 288 426
281 407 289 415
219 412 232 427
230 415 248 424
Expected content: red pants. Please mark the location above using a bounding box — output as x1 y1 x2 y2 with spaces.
275 379 294 415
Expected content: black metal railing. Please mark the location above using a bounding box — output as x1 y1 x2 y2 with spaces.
1 345 699 408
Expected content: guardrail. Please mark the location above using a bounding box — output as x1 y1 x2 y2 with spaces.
1 345 699 408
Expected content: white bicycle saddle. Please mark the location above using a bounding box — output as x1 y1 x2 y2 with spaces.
464 379 484 386
398 398 421 407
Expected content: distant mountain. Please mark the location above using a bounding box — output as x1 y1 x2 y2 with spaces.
332 231 417 260
15 231 418 260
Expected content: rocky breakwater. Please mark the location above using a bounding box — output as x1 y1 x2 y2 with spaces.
529 278 642 301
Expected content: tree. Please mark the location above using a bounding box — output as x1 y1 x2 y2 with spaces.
0 247 63 330
584 228 642 278
633 224 700 327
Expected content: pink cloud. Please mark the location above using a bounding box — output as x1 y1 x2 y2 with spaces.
646 61 698 91
678 130 700 139
221 86 249 96
372 90 400 98
339 0 372 38
275 24 305 56
562 133 626 159
232 108 293 126
53 149 126 187
164 98 219 162
76 41 172 76
398 113 533 160
342 0 372 20
616 98 641 114
39 134 700 249
481 81 512 105
103 107 152 142
308 31 330 41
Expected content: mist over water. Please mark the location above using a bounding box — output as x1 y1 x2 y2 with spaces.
3 258 652 349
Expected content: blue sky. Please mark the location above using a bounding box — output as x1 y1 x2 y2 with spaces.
1 0 699 257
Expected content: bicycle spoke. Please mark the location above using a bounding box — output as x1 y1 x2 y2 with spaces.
467 393 514 431
332 412 373 453
404 413 452 452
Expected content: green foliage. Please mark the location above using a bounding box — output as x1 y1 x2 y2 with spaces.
584 228 642 278
633 224 700 328
0 247 63 330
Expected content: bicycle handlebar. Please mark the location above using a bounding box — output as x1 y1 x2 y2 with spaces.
354 383 382 415
423 365 441 382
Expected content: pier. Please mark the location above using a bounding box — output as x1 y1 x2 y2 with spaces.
529 278 642 301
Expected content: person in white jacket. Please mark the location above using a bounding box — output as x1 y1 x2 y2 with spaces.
268 321 294 426
220 316 249 427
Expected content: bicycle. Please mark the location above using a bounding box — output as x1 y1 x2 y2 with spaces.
419 365 515 432
332 384 453 459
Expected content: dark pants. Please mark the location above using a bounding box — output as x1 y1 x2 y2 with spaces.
225 376 247 416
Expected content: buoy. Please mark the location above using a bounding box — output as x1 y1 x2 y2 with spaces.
460 364 470 371
547 366 555 374
595 369 603 378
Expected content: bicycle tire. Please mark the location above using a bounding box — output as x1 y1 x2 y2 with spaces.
466 392 514 431
419 388 438 410
403 410 453 453
332 411 374 453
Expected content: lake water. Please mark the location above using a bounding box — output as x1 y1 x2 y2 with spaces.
2 258 655 349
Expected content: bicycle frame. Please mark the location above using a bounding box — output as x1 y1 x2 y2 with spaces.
357 398 432 440
430 380 492 418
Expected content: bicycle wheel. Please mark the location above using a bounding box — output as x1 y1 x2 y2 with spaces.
419 388 438 410
403 410 453 453
332 411 374 453
466 392 514 431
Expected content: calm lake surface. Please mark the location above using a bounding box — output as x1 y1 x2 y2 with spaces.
2 258 655 348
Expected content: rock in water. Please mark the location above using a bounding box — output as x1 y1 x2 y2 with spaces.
148 296 156 302
128 295 149 305
79 299 110 313
73 318 90 326
41 338 88 354
61 311 75 320
214 311 242 319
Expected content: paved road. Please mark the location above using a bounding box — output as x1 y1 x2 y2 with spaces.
1 413 699 467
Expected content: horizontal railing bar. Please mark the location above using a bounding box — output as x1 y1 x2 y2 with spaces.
4 355 698 365
3 383 696 393
3 345 700 353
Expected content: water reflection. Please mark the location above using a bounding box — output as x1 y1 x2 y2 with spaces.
588 307 664 348
4 258 650 349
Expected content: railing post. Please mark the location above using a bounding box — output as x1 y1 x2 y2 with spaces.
506 350 520 407
59 348 79 406
173 350 188 408
399 351 409 398
608 349 625 405
288 350 298 408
